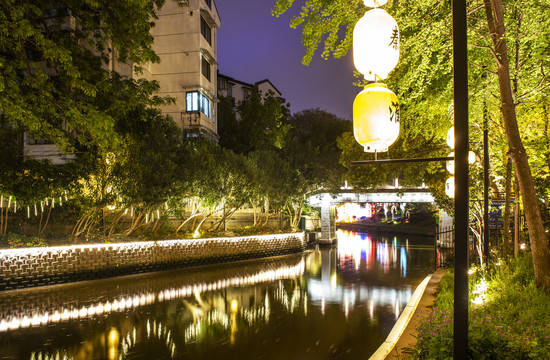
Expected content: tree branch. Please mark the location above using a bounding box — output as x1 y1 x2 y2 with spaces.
516 61 548 102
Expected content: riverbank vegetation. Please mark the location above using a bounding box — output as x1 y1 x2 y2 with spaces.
1 103 348 244
0 1 351 245
411 253 550 359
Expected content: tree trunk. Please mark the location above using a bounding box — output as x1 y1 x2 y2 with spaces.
514 177 520 257
484 0 550 287
502 157 512 257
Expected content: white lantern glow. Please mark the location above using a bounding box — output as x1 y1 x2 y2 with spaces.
446 151 476 174
446 127 454 149
353 8 399 81
363 0 388 7
353 83 400 152
446 152 455 174
445 177 455 198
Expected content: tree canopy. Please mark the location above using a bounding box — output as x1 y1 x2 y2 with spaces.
0 0 168 154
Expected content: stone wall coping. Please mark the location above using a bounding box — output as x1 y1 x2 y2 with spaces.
0 232 305 256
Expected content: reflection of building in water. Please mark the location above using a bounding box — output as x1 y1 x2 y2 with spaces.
336 229 409 276
308 248 411 319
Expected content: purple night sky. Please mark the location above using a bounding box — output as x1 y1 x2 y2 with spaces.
215 0 358 121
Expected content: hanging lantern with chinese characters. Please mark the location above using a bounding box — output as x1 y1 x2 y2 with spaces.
353 83 400 153
353 5 399 81
445 177 455 198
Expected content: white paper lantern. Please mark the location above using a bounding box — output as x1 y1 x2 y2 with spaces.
362 0 388 7
445 177 455 198
446 127 454 149
447 151 476 174
353 8 399 81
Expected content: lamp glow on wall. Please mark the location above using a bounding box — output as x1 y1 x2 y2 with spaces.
352 0 400 154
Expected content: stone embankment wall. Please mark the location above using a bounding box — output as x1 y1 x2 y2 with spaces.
0 233 306 291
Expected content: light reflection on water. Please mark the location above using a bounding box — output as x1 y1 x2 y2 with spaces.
0 230 434 360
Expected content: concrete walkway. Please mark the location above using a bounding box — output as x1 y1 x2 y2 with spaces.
383 268 447 359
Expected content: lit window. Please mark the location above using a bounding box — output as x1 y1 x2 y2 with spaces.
186 91 211 118
186 92 199 112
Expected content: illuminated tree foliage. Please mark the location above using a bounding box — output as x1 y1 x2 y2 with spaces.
274 0 550 286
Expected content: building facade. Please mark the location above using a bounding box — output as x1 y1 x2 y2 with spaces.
139 0 220 140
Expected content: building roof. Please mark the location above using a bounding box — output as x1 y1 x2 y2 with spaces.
218 73 254 89
255 79 282 97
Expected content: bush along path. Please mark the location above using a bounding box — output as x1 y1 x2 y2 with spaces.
410 254 550 359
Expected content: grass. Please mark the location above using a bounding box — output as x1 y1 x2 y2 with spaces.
410 253 550 359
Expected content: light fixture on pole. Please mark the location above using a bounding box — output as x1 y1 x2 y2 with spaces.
445 177 455 198
447 126 455 149
446 151 476 174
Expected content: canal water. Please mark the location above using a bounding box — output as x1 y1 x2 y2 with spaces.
0 229 435 360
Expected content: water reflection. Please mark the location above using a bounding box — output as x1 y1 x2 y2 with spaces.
0 230 434 360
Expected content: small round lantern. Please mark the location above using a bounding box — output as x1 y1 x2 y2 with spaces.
363 0 388 7
353 8 400 81
446 151 476 174
446 127 454 149
445 177 455 198
353 83 400 152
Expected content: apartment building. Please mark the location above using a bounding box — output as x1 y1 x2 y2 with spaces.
138 0 221 140
217 73 284 107
23 0 221 164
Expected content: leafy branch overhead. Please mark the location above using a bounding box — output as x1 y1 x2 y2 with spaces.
272 0 364 65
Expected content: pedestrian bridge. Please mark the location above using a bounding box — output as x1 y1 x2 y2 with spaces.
307 188 435 245
307 189 435 207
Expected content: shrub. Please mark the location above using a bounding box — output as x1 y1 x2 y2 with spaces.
412 254 550 359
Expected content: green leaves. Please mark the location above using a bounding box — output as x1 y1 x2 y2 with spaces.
273 0 364 65
0 0 167 154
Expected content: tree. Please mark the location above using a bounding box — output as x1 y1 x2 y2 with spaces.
273 0 550 286
282 109 351 229
481 0 550 286
0 0 168 154
247 149 295 226
218 86 291 155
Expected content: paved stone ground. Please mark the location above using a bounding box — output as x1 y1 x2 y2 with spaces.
385 268 447 359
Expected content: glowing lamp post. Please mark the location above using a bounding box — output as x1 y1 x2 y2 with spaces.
353 7 399 81
353 83 399 152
